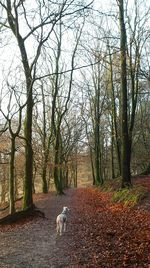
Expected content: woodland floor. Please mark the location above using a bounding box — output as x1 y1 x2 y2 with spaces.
0 176 150 267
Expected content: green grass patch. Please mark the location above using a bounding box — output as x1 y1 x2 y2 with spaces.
112 186 145 207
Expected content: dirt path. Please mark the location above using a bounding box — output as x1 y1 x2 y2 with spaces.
0 186 150 267
0 189 78 268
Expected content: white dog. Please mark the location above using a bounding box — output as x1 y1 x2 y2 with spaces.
56 206 70 236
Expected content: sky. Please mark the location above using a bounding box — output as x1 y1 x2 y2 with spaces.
0 0 150 123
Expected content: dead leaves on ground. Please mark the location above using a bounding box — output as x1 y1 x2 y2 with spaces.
0 177 150 267
69 186 150 267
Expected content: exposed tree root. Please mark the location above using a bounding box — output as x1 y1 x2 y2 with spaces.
0 206 45 225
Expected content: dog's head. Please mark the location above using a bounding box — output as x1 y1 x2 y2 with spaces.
62 206 70 213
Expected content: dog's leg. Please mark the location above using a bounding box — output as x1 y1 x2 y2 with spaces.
56 222 60 235
56 216 60 235
59 222 63 236
64 222 67 232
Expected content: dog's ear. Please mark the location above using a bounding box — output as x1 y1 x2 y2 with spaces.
63 206 70 211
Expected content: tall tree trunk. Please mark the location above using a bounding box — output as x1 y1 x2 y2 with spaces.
94 67 103 185
41 137 52 193
85 121 95 185
1 154 8 204
54 132 63 195
90 148 96 185
9 137 15 214
95 120 101 185
74 149 78 188
118 0 132 187
128 36 140 175
63 161 69 188
108 45 121 176
6 1 34 209
41 84 49 193
42 162 48 193
111 120 115 179
23 79 34 209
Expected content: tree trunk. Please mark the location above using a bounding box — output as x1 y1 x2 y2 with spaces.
111 120 115 179
9 137 15 214
118 0 132 188
90 148 95 185
54 132 64 195
42 162 48 193
1 154 8 204
74 152 78 188
94 65 103 185
23 88 34 209
6 1 34 209
41 84 49 193
108 45 121 176
17 35 34 210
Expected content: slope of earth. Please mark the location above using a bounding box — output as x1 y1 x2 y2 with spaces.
133 175 150 212
0 177 150 267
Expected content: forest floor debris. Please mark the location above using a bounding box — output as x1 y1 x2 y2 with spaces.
0 176 150 267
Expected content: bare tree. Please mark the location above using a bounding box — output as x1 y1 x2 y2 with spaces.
50 21 84 194
0 83 26 214
116 0 131 187
0 0 93 206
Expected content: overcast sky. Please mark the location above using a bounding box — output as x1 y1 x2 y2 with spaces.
0 0 149 122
